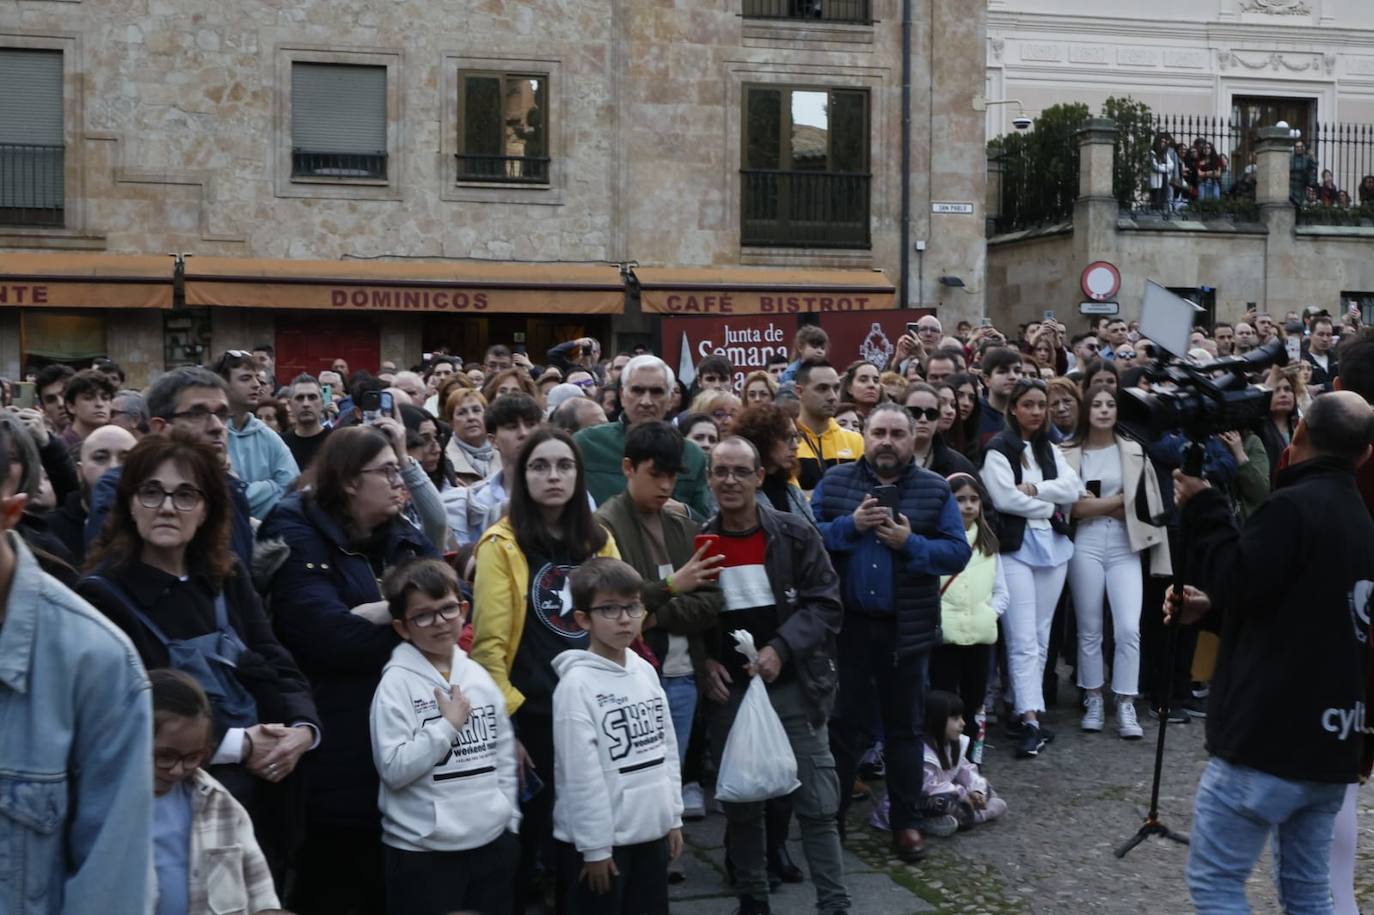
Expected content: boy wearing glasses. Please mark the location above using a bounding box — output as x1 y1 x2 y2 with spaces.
370 558 519 915
552 557 683 915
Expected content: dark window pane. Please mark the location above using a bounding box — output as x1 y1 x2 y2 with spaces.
746 88 782 170
790 90 829 171
830 91 867 173
463 76 502 156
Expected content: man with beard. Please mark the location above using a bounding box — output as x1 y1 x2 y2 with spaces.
811 403 971 862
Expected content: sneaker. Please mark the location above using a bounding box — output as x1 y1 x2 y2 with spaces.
1151 706 1189 725
917 814 959 838
1116 699 1144 740
1182 696 1208 719
1081 693 1105 732
1015 721 1048 758
682 782 706 820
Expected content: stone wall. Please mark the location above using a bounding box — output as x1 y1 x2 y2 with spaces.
0 0 989 329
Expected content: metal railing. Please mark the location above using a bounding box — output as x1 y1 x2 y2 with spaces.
992 132 1080 235
742 0 872 23
291 149 387 180
0 143 65 227
1295 123 1374 225
1122 114 1256 222
740 169 870 248
455 153 550 184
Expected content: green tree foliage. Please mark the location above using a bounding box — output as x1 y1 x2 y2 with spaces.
991 102 1090 232
1103 96 1154 210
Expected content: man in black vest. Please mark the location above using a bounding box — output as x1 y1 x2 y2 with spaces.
811 403 972 862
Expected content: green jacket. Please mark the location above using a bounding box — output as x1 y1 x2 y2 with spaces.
575 419 711 518
595 492 722 679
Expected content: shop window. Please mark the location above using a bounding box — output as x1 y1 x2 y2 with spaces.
741 85 870 248
291 62 388 180
22 311 105 369
457 72 549 184
0 49 64 227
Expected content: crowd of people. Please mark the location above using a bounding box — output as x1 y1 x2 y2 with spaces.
0 303 1370 915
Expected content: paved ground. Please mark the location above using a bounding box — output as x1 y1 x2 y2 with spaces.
671 690 1374 914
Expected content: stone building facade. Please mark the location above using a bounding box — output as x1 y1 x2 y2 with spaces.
0 0 986 387
987 0 1374 135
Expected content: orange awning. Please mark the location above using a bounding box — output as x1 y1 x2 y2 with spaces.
635 266 895 316
184 257 625 315
0 252 176 309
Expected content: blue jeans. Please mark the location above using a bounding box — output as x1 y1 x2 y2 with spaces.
660 674 697 767
1200 178 1222 200
1187 758 1348 914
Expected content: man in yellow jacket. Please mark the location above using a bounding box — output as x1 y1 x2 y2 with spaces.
794 361 864 491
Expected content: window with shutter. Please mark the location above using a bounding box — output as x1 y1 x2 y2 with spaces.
457 72 549 184
741 85 870 248
0 48 65 226
291 62 388 179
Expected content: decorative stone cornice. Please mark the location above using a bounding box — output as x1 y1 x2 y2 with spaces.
1240 0 1310 15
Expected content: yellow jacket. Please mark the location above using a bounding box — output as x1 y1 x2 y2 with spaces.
470 516 621 715
795 417 865 490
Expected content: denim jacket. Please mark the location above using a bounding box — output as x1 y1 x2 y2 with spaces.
0 533 154 915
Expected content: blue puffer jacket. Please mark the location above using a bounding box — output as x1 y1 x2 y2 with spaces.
811 457 971 659
257 491 436 828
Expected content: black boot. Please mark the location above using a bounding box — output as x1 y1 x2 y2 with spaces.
765 796 803 884
767 845 804 884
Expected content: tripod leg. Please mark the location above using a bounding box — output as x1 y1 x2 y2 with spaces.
1114 828 1151 859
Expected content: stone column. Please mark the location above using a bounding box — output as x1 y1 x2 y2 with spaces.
986 144 1004 233
1255 126 1296 315
1072 119 1121 311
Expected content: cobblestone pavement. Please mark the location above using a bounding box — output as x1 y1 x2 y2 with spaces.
672 693 1374 914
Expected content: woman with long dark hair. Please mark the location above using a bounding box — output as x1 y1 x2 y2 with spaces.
79 431 319 888
980 378 1081 760
1258 364 1304 487
1058 384 1171 740
840 360 885 419
470 427 620 906
732 402 813 520
256 425 437 914
944 372 983 460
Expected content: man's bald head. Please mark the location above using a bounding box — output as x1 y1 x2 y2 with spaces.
78 424 137 495
1298 390 1374 464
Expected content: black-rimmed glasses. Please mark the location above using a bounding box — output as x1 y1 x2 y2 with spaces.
135 483 204 512
405 601 467 629
588 601 647 620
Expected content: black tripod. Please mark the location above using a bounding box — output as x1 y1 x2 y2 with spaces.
1115 442 1202 859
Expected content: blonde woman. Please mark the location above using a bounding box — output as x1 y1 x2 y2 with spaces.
688 389 742 434
444 387 494 486
741 370 779 407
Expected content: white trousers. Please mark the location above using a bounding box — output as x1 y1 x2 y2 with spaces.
1002 555 1069 716
1067 518 1142 697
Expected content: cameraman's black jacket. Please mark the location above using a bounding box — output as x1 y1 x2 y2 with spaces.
1182 456 1373 784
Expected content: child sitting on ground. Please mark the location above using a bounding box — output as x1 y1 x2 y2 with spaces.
919 690 1008 837
552 557 684 915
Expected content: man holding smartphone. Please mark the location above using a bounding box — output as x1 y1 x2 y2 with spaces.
810 403 972 863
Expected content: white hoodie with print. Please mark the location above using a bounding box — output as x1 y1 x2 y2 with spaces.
551 649 683 862
370 641 520 852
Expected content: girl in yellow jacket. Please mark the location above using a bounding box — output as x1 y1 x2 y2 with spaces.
470 427 620 898
929 474 1008 765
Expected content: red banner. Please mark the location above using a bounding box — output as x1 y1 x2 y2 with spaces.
818 310 936 371
660 314 799 390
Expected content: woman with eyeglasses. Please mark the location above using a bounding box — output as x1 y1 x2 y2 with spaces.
147 668 280 915
903 383 978 480
256 425 437 914
980 378 1082 760
470 427 620 906
1058 383 1171 740
79 431 320 889
444 387 496 487
689 389 743 435
480 368 541 405
733 402 813 521
1046 377 1082 444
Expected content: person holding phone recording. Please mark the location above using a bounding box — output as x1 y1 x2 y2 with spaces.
1058 384 1171 740
811 403 971 863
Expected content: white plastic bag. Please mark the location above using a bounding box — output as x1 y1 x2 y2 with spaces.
713 630 801 803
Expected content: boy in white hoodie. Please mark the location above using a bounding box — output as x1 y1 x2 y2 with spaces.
553 558 685 915
369 558 520 915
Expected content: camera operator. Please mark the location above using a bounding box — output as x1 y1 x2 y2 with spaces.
1168 390 1374 913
